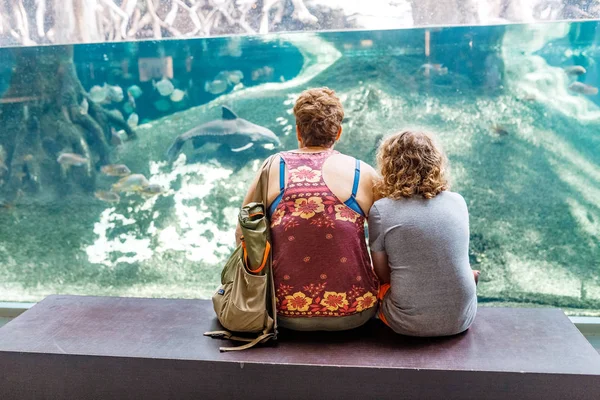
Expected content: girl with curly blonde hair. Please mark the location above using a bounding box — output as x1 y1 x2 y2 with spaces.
369 130 479 337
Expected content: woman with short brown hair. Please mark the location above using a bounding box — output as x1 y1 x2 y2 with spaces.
239 87 380 331
370 130 478 337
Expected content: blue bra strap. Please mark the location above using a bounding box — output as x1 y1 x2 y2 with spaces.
343 159 365 216
351 158 360 198
279 156 285 191
269 156 286 216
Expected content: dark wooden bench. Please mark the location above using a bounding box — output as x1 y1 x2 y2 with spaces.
1 295 599 400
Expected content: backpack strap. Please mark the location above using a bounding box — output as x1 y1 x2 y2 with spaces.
218 332 275 352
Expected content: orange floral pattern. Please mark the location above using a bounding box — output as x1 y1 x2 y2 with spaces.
356 292 376 312
285 292 312 312
292 197 324 219
321 291 348 311
334 204 359 223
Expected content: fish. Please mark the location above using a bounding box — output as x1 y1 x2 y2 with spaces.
126 85 143 98
226 70 244 85
169 89 186 102
568 81 598 95
204 79 228 95
138 183 165 196
57 153 88 166
95 191 120 203
251 66 274 81
564 65 586 76
108 109 124 120
420 63 448 76
80 98 89 115
166 106 281 162
101 164 131 177
153 78 175 96
111 174 150 192
123 101 135 115
491 124 509 136
154 98 171 112
127 113 139 128
108 85 124 103
89 84 108 103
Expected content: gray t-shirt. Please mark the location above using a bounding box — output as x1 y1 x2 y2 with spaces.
369 191 477 336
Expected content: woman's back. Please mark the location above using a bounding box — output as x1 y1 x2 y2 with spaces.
370 192 477 336
269 150 379 331
265 152 375 214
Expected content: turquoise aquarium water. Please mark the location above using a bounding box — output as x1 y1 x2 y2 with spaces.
0 21 598 314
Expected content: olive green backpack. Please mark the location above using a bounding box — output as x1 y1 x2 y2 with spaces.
204 156 278 351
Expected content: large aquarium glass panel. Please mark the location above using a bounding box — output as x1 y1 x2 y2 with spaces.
0 21 599 315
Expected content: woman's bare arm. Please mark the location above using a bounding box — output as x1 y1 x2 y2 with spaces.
371 250 390 284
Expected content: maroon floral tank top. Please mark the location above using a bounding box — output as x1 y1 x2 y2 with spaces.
270 150 379 319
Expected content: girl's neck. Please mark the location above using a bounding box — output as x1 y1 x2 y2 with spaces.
295 145 332 153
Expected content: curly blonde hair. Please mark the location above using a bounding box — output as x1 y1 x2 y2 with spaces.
293 87 344 147
374 130 450 199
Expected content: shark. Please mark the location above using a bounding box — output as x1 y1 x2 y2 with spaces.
166 106 281 162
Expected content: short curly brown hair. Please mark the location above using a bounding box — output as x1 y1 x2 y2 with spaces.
374 130 450 199
293 87 344 147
